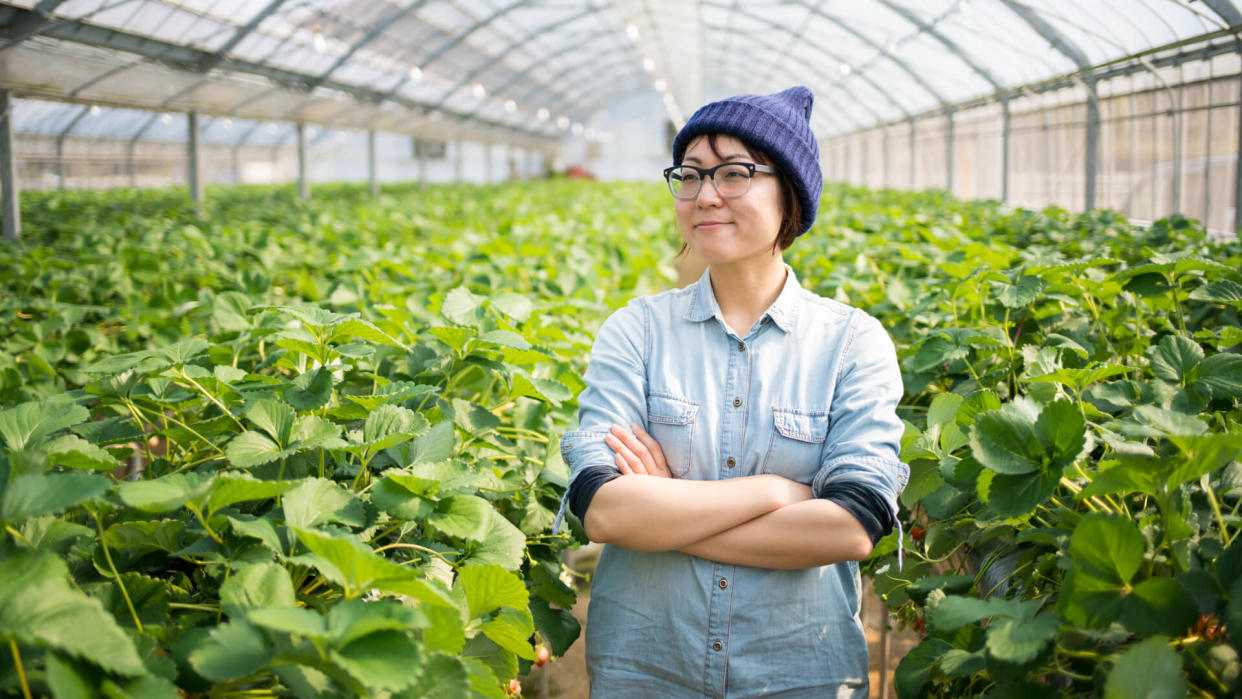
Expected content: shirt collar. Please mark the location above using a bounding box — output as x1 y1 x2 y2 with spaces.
684 264 802 333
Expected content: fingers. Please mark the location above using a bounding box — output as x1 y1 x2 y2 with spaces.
629 423 671 477
606 428 647 475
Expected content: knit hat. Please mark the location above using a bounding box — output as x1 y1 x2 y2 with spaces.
672 86 822 236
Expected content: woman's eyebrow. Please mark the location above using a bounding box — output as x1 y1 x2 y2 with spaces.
683 153 750 164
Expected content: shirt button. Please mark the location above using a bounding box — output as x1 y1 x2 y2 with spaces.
738 341 745 352
726 457 736 468
719 578 728 589
733 397 742 408
713 640 723 651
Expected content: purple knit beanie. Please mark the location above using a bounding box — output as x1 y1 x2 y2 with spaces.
672 86 822 236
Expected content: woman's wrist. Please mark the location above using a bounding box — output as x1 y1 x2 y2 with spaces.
759 474 814 509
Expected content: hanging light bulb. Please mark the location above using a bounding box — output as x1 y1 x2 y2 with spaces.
408 65 422 81
626 23 639 40
556 115 570 130
312 29 327 54
654 78 667 92
89 105 101 117
266 123 278 134
537 107 550 121
642 57 655 73
504 99 517 113
222 118 233 129
160 113 172 125
839 62 852 76
472 83 486 98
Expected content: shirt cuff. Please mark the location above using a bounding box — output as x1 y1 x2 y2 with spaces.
817 481 895 545
567 465 622 523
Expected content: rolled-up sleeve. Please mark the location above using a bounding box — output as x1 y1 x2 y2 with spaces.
812 313 908 540
552 299 650 535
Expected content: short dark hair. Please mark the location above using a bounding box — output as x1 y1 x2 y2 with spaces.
676 133 802 256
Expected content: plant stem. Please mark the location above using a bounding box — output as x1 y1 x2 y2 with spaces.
9 641 32 699
176 367 246 430
1202 473 1232 545
92 509 144 632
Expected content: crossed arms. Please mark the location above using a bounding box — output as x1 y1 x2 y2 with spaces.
581 423 874 570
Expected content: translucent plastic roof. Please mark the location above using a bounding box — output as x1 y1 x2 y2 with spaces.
1 0 1239 143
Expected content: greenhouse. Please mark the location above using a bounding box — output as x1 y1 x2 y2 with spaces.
1 1 1241 698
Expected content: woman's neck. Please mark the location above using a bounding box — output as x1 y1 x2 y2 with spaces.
707 255 787 337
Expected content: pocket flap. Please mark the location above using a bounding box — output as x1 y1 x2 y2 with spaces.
772 408 829 443
647 394 697 425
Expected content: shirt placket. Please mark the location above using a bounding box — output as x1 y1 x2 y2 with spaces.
703 326 751 698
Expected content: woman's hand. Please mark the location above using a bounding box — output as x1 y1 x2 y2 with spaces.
604 422 671 478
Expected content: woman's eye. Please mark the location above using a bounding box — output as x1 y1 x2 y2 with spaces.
681 172 701 183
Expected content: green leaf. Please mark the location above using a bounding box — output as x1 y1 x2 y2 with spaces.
938 648 987 677
117 472 213 513
157 338 210 366
0 552 145 676
462 509 526 570
226 514 284 554
187 621 272 682
455 564 529 620
441 286 484 325
1033 399 1087 468
0 473 110 521
44 434 121 470
362 404 429 453
971 402 1043 475
428 495 493 542
997 274 1047 308
987 471 1059 519
327 598 428 647
475 330 531 351
1150 335 1203 384
219 561 296 618
1189 279 1242 303
894 638 954 699
45 651 99 699
93 573 170 628
1103 636 1187 699
1070 514 1144 584
331 318 406 349
398 653 471 699
248 606 328 639
202 473 293 516
1167 433 1242 488
480 607 536 660
1192 353 1242 398
986 613 1058 664
1121 577 1199 636
1059 567 1126 628
285 368 334 410
283 478 369 530
330 631 423 692
529 596 580 657
911 335 970 374
927 393 964 429
929 595 1037 633
226 431 288 469
488 293 534 322
0 397 90 451
246 399 295 445
292 527 416 595
405 421 456 465
430 326 475 353
371 477 434 520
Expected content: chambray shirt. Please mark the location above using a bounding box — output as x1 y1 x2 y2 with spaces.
551 265 908 698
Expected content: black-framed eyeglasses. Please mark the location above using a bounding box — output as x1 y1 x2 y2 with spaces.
662 162 778 200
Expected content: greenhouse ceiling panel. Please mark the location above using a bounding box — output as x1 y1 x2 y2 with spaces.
1 0 1239 143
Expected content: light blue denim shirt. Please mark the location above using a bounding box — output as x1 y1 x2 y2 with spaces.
552 265 908 698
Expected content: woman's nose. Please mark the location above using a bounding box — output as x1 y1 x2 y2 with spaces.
696 176 724 205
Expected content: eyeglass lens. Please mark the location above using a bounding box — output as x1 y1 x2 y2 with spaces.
668 164 753 199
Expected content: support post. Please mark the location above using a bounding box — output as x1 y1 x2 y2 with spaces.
882 126 890 189
1085 77 1100 210
908 119 917 189
129 141 137 188
296 122 309 200
484 142 492 184
367 129 379 197
56 133 66 190
454 139 463 183
1 89 18 240
945 109 955 194
188 111 202 206
1001 97 1012 203
418 139 428 189
1235 58 1242 233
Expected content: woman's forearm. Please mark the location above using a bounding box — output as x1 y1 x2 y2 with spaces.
675 498 873 569
584 474 808 551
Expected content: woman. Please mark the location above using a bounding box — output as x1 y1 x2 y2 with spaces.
551 86 908 698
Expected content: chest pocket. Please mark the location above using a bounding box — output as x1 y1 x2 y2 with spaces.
762 408 830 483
645 394 697 477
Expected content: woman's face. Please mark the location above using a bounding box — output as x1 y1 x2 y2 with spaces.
675 134 783 268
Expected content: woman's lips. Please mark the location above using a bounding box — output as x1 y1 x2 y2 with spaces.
695 221 731 228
